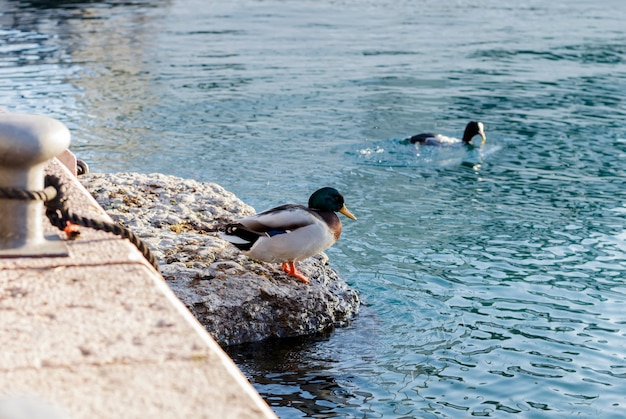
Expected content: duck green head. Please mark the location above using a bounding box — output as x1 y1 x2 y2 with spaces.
309 187 357 220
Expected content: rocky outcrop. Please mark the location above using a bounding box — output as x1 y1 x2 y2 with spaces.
79 173 360 346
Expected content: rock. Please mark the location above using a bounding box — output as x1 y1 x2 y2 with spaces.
79 172 360 346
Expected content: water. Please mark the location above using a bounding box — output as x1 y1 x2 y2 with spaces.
2 0 626 417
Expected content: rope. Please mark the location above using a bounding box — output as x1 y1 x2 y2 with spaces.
0 184 57 201
0 175 160 272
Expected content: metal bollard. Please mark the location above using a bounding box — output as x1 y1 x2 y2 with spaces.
0 111 71 257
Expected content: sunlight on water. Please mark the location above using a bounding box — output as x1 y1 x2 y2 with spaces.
2 0 626 417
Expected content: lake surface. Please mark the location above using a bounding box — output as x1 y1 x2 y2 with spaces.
2 0 626 417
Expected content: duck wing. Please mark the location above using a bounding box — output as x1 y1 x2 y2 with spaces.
221 204 335 261
238 204 319 234
407 133 437 144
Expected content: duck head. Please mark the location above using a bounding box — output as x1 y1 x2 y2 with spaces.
309 187 357 220
462 121 486 145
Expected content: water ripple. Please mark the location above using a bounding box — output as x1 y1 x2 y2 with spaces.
3 0 626 417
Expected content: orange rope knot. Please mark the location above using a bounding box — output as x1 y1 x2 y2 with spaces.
63 221 80 240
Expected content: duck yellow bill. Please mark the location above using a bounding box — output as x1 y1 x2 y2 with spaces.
339 204 357 220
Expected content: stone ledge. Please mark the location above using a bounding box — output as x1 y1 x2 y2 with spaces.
0 159 276 419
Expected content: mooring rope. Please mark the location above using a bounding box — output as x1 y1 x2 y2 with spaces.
0 175 160 272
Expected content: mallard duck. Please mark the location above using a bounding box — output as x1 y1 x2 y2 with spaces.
220 187 356 284
406 121 486 146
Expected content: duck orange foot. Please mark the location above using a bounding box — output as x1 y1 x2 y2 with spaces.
281 261 310 284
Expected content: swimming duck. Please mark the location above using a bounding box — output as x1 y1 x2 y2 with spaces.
406 121 486 146
220 187 356 284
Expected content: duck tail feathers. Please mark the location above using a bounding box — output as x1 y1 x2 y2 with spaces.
219 223 260 251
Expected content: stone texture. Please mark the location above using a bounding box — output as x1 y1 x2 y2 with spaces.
0 159 276 419
79 172 360 346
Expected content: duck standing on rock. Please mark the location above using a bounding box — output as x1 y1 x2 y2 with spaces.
405 121 486 146
220 187 357 284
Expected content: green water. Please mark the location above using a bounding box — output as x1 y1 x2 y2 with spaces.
2 0 626 416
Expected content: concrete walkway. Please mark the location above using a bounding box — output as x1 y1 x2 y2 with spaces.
0 159 277 418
